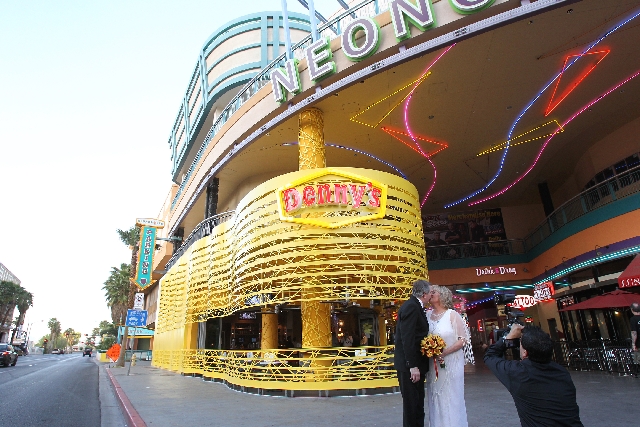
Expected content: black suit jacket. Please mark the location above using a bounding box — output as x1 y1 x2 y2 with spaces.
484 338 584 427
394 295 430 373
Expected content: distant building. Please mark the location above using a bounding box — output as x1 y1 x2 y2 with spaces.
0 262 20 343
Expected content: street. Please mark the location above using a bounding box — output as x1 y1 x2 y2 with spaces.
0 352 123 427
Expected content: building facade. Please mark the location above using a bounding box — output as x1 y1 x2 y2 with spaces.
146 0 640 394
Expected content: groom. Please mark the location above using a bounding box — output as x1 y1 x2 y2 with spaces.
394 280 432 427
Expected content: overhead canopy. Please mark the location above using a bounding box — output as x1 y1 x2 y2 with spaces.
618 255 640 288
559 290 640 311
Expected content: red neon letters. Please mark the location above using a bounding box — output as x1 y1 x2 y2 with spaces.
283 182 382 213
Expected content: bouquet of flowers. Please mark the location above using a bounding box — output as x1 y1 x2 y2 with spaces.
421 334 446 380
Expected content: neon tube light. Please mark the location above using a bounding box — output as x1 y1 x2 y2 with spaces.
281 142 407 178
476 120 563 157
445 9 640 208
469 68 640 206
532 245 640 286
544 50 610 117
402 44 456 206
349 72 432 128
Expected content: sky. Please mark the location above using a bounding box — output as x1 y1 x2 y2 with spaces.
0 0 342 342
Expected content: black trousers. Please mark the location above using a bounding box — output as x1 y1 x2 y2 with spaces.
397 369 426 427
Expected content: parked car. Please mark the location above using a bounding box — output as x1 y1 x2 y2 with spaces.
51 348 62 355
0 344 18 367
83 348 92 357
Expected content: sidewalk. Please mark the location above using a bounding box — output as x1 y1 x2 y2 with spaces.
102 359 639 427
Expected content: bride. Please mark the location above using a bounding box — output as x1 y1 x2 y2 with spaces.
426 285 469 427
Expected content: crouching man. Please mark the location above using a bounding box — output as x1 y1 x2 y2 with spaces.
484 324 583 427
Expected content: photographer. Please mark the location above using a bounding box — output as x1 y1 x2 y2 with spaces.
484 324 583 427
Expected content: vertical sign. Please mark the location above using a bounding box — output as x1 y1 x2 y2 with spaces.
134 227 156 288
132 218 165 289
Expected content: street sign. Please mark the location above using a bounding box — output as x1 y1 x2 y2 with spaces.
125 309 148 327
133 293 145 310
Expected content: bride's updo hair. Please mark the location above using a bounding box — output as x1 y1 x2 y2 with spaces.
432 285 454 309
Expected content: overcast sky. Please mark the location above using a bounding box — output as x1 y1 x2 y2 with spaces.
0 0 341 342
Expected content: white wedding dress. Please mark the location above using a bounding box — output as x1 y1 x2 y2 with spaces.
426 309 469 427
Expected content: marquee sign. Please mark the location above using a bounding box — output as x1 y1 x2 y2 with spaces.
277 168 388 228
533 281 555 302
510 295 536 310
271 0 496 103
136 218 165 228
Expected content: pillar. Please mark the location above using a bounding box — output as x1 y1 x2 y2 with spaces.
261 308 279 350
297 108 332 349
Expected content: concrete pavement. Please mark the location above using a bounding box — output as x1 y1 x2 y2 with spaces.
99 358 639 427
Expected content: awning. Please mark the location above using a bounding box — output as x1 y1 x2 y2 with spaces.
559 289 640 311
618 255 640 288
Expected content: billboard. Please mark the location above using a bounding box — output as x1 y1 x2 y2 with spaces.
422 208 507 245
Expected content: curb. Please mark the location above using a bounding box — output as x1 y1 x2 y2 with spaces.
106 368 147 427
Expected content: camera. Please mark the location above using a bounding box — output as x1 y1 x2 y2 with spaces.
493 310 525 359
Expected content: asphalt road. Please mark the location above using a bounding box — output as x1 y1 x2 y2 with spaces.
0 353 104 426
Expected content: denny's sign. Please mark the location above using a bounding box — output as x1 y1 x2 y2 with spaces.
277 168 388 228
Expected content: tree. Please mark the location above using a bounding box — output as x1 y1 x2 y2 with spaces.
0 280 22 331
94 320 117 338
63 328 80 350
47 318 61 353
10 288 33 342
114 225 142 367
103 263 131 326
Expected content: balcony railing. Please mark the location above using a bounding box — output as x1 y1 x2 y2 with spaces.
523 163 640 251
170 0 391 210
166 211 235 269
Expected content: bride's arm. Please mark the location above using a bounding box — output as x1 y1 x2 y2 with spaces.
441 311 468 357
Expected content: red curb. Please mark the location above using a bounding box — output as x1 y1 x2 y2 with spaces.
106 368 147 427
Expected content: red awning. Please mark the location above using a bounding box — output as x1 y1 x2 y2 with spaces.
618 255 640 288
559 289 640 311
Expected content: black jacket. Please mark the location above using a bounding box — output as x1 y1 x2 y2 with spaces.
484 338 583 427
394 295 430 373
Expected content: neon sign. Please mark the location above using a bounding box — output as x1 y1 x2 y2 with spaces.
511 295 536 310
277 168 388 229
271 0 495 103
476 266 517 277
533 281 555 302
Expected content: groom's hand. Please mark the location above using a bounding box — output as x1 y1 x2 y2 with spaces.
410 367 420 382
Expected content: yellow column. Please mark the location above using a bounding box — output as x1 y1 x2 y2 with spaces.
261 308 279 350
298 108 326 170
298 108 332 351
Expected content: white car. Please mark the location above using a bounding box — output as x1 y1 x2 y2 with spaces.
51 348 62 354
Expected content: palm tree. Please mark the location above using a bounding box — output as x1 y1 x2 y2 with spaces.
1 281 24 336
103 263 131 326
10 288 33 342
115 225 141 367
47 318 61 352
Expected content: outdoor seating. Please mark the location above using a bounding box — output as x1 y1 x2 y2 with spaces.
563 340 637 376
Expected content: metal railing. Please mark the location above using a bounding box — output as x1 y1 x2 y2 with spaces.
170 0 391 210
523 163 640 251
559 339 637 376
154 345 397 392
166 211 235 269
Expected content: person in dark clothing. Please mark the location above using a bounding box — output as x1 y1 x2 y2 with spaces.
426 232 446 246
484 324 583 427
468 219 486 242
444 222 462 244
630 302 640 372
394 279 432 427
